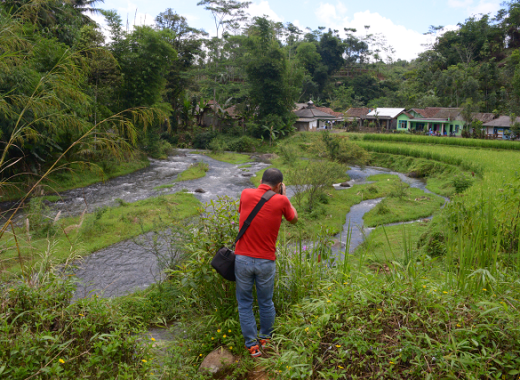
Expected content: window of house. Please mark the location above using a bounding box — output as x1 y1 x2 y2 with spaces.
455 125 459 132
399 120 407 129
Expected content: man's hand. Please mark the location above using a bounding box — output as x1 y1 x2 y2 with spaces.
281 183 286 196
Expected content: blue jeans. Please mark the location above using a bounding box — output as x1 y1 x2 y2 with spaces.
235 255 276 348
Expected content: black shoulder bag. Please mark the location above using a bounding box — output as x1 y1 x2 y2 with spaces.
211 190 276 281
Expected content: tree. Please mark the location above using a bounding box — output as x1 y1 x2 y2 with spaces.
245 17 299 124
197 0 250 39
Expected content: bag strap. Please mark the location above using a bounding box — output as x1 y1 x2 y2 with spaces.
233 190 276 246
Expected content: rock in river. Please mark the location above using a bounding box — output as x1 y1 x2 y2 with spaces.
195 188 206 193
340 182 351 188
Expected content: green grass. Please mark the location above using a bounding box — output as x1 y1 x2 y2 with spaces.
286 174 406 238
364 187 445 227
362 132 520 151
175 162 209 182
153 162 209 190
358 222 431 261
35 195 61 202
1 192 201 277
206 152 251 164
1 158 150 202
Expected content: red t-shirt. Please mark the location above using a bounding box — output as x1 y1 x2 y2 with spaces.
235 184 295 261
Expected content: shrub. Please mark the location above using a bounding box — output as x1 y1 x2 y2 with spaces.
0 275 150 379
452 174 473 193
418 230 446 257
278 144 299 165
226 136 258 152
287 160 347 211
208 137 228 154
192 131 218 149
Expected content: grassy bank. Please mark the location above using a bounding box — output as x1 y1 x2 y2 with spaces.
1 157 150 202
1 192 200 277
364 187 445 227
207 152 252 164
362 132 520 151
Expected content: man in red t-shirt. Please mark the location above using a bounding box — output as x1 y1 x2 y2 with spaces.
235 168 298 357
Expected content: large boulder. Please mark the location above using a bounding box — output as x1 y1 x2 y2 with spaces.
199 347 235 375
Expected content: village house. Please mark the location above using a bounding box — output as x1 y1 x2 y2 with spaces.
482 115 520 139
344 107 370 123
293 101 342 131
359 108 409 130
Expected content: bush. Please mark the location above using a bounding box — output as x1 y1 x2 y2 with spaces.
312 131 370 165
208 137 228 154
226 136 258 152
288 160 347 211
452 174 473 193
278 144 299 165
0 275 150 379
192 131 218 149
418 230 447 257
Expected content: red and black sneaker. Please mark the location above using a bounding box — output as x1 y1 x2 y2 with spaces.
246 344 262 357
259 338 271 350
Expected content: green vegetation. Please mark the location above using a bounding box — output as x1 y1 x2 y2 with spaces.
1 192 200 277
206 152 252 164
1 159 150 202
363 133 520 151
1 276 153 379
364 187 445 227
176 162 209 182
358 222 431 262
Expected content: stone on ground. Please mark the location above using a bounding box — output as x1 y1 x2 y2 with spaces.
199 347 235 375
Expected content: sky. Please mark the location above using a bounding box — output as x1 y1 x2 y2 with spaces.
91 0 505 61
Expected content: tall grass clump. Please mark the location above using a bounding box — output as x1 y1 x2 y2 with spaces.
0 253 152 379
362 133 520 151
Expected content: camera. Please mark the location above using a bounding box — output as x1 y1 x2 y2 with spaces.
279 183 285 195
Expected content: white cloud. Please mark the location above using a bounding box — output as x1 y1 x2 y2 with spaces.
316 2 341 22
314 5 431 61
448 0 501 16
248 0 283 22
471 0 501 15
117 2 155 29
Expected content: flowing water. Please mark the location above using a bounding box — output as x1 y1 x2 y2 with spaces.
3 152 448 298
334 166 449 253
55 151 270 299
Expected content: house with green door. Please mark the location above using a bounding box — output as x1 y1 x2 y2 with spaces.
396 108 465 136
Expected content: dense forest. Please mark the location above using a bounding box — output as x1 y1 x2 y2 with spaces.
1 0 520 178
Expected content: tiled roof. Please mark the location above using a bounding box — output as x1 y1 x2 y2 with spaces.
434 108 462 119
345 107 369 117
316 107 344 118
472 113 496 123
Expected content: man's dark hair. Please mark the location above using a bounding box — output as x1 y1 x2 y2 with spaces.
261 168 283 186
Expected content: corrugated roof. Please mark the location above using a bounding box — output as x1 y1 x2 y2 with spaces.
367 108 405 118
345 107 369 117
483 115 520 127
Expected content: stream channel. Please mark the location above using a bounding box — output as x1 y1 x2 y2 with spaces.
8 151 448 299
